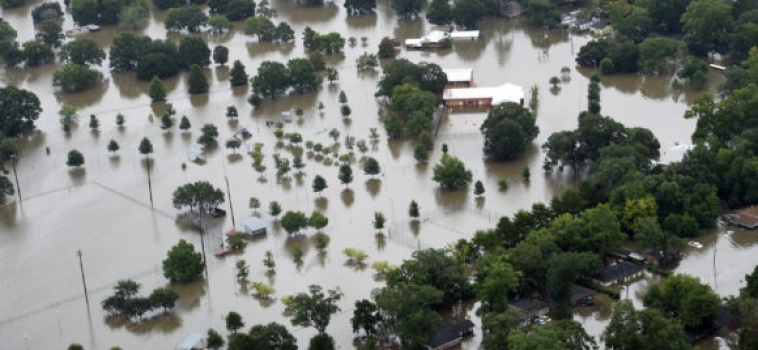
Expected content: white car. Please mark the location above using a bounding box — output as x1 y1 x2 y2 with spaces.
534 316 550 325
688 241 703 248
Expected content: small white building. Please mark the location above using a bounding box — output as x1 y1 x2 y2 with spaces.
405 30 450 48
243 217 267 236
449 31 480 41
176 333 204 350
442 68 474 88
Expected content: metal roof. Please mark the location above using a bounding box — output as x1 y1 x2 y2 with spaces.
176 333 203 350
442 83 524 105
442 68 473 83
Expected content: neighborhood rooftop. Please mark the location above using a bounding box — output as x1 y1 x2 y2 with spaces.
427 320 475 350
442 68 474 83
442 83 525 106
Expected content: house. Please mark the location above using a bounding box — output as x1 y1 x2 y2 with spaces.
503 1 523 18
405 30 450 49
442 83 524 108
589 22 613 36
609 248 646 263
724 206 758 229
509 299 551 319
442 68 474 88
590 261 644 286
643 249 682 267
176 333 204 350
427 320 475 350
243 217 267 236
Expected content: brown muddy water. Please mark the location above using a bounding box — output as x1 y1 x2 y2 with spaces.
0 1 751 349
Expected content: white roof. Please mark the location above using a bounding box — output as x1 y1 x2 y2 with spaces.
443 68 473 83
405 30 449 47
442 83 524 105
176 333 203 350
243 217 267 234
450 31 480 39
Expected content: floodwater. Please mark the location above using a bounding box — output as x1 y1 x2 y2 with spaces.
0 1 753 349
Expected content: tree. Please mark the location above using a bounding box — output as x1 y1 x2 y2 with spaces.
414 144 429 163
108 139 120 153
432 154 473 189
363 157 381 177
356 52 379 71
229 60 248 87
288 58 321 94
313 175 328 195
36 20 64 48
89 114 100 131
225 138 242 153
643 273 721 327
681 0 733 56
481 102 540 161
378 37 396 59
269 201 283 218
309 210 329 232
109 32 147 72
53 64 101 92
312 32 346 54
188 65 209 94
179 116 191 133
263 250 275 270
226 311 245 333
209 15 233 34
341 105 352 118
284 285 343 334
677 55 708 88
148 287 179 311
338 164 353 187
427 0 452 25
138 137 153 157
392 0 423 19
165 6 209 33
244 16 276 41
21 40 54 66
246 323 297 349
602 300 690 350
374 282 443 348
453 0 486 29
149 76 167 102
549 76 561 89
373 212 386 229
197 124 219 146
275 22 295 43
206 328 225 350
32 2 63 22
325 67 339 84
638 36 681 73
59 39 106 66
213 45 229 65
351 299 382 337
162 239 204 283
508 320 598 350
252 61 289 98
67 344 84 350
474 180 485 196
171 181 225 213
308 333 335 350
224 0 257 20
547 252 599 319
344 0 375 16
281 210 309 235
67 150 85 167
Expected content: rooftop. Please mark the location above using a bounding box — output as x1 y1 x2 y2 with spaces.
442 68 473 83
243 217 267 234
428 320 475 349
176 333 203 350
732 206 758 228
509 299 551 314
591 261 643 283
443 83 524 105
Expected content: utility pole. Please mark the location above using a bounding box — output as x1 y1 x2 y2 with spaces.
76 250 89 304
199 222 208 278
146 157 154 207
225 176 236 229
10 153 21 203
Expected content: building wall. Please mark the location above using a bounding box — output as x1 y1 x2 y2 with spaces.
444 97 492 107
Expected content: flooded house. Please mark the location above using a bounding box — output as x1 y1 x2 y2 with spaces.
442 83 524 108
426 320 475 350
509 299 551 320
724 206 758 229
442 68 474 89
590 261 644 287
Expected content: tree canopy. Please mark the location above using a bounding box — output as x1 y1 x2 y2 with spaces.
481 102 540 161
171 181 225 214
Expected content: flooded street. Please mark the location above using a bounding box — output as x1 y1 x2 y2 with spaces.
0 1 753 349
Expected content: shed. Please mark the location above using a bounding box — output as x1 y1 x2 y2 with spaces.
450 31 480 41
427 320 475 350
509 299 550 319
442 68 474 88
590 261 644 286
243 217 267 236
176 333 204 350
405 30 450 48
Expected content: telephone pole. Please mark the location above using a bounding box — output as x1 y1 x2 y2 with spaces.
76 250 89 304
10 153 21 203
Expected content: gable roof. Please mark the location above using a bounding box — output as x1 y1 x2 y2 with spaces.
427 320 474 349
733 206 758 228
442 68 473 83
591 261 643 283
509 299 550 314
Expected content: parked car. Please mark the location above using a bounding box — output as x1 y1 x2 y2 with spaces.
533 316 550 325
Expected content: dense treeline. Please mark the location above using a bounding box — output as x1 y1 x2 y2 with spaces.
109 32 211 80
